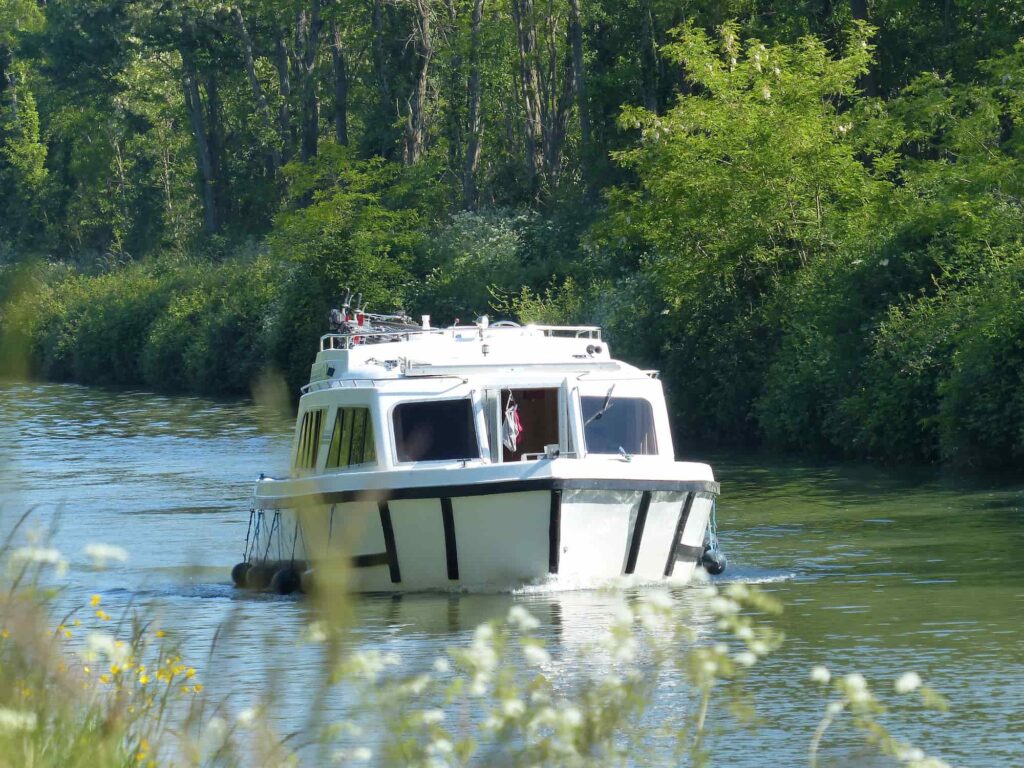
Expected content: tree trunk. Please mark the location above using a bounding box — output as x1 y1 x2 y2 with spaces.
204 73 227 219
568 0 591 195
331 22 349 145
371 0 393 156
462 0 485 209
232 7 281 172
443 0 463 179
180 42 219 234
639 0 658 111
300 0 323 162
405 0 432 164
274 29 295 162
850 0 877 96
0 45 9 107
511 0 542 198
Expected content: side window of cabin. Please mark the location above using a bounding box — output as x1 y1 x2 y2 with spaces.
581 396 658 455
393 399 479 462
326 407 377 469
294 408 326 470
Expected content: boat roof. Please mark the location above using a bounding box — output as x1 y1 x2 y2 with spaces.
304 321 657 393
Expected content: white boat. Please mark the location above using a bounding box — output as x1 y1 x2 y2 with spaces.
234 303 722 593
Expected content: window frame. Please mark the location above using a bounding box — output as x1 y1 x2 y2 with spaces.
292 406 327 473
579 394 659 457
324 405 378 471
390 396 482 464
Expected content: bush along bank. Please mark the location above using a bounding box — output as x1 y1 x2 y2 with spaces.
5 32 1024 471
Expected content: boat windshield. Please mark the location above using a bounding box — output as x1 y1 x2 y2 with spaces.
393 399 479 462
580 396 658 455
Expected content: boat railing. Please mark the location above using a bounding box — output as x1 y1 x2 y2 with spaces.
319 323 602 351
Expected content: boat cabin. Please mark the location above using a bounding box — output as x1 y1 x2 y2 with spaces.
288 323 675 477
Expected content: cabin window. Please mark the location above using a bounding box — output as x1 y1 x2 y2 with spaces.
326 407 377 469
581 396 658 455
393 399 478 462
294 408 326 470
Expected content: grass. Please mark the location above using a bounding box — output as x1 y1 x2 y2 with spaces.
0 524 953 768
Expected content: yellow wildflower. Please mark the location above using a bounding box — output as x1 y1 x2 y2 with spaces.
192 684 203 694
154 630 165 638
99 674 111 684
185 668 195 679
91 594 101 607
96 609 111 621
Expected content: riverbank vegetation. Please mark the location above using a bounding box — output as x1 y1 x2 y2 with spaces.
1 531 952 767
2 1 1024 469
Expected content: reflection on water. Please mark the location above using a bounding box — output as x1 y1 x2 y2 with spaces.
1 383 1022 766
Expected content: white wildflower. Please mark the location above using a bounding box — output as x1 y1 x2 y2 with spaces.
236 708 257 727
843 672 868 693
612 634 638 663
201 717 228 749
523 643 551 667
0 708 37 733
83 543 129 568
762 86 771 100
420 709 444 725
724 583 749 601
405 674 430 696
610 601 633 627
85 632 130 666
896 746 925 762
501 698 526 718
701 660 719 676
11 546 68 575
709 597 740 616
734 651 757 667
333 746 372 763
473 623 495 644
382 651 401 666
894 672 922 694
561 707 583 728
750 640 769 657
428 738 453 755
642 589 673 611
713 643 729 655
508 605 540 632
432 657 451 674
735 625 754 641
826 701 844 715
810 665 831 685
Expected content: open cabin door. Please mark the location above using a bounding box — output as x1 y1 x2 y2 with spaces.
483 382 575 462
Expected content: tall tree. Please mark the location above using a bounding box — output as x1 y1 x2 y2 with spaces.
330 20 349 145
232 5 282 172
462 0 485 208
405 0 433 164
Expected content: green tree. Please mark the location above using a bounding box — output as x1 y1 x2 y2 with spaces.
606 22 888 443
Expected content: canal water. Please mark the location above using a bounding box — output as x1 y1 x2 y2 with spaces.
0 382 1021 766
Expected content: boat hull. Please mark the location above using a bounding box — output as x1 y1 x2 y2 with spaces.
252 477 717 592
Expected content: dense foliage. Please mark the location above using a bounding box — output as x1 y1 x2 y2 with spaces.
2 0 1024 469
